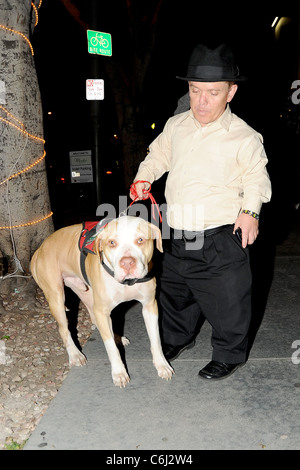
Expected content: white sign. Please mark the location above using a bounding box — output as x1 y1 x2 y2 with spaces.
71 166 93 183
70 151 92 166
86 79 104 100
69 150 93 183
0 80 6 104
69 150 92 158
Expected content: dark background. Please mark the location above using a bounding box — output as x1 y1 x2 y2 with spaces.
31 0 300 232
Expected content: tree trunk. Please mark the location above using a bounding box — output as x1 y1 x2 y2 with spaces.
0 0 53 293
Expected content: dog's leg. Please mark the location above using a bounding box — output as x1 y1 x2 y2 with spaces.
142 300 174 380
45 288 87 367
94 309 130 387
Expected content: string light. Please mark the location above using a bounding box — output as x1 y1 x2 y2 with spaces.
0 115 45 143
0 105 25 128
31 1 43 27
0 103 51 228
0 106 46 186
0 106 45 143
0 212 53 230
0 24 34 56
31 2 39 27
0 1 52 233
0 150 46 186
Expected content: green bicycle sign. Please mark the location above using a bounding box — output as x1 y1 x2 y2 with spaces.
87 30 112 56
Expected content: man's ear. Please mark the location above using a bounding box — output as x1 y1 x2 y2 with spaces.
227 83 238 103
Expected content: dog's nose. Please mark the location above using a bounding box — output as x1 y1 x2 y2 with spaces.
119 256 136 273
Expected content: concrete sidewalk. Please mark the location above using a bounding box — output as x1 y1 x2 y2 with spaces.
24 240 300 450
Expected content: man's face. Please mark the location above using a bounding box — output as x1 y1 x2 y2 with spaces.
189 81 237 126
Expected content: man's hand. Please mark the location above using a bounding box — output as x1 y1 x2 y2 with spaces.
233 213 259 248
129 181 150 201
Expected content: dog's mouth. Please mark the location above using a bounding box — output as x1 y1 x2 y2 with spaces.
119 267 153 286
116 266 147 284
120 277 140 286
101 257 151 285
101 250 154 285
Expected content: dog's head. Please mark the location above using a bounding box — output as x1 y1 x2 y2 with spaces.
94 216 163 284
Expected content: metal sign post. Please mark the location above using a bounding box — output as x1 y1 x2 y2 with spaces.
86 1 112 207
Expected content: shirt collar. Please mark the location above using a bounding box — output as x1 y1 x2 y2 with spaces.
219 105 232 131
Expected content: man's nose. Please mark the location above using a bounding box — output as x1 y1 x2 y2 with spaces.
198 92 208 105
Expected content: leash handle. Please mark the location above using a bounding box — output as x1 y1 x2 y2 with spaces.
129 180 162 223
129 180 150 201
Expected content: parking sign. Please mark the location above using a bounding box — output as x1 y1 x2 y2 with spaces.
86 79 104 100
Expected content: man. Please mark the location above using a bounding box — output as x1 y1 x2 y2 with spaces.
130 44 271 380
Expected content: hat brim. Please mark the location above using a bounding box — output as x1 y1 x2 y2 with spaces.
176 75 247 82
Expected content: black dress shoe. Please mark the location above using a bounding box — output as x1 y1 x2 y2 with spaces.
198 360 244 380
163 340 195 361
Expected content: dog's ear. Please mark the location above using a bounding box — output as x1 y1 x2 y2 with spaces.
94 235 103 257
93 219 112 256
148 223 163 253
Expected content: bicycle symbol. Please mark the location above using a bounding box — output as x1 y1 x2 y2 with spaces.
90 33 109 48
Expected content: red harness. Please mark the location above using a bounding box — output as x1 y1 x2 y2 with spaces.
78 221 100 285
78 221 99 254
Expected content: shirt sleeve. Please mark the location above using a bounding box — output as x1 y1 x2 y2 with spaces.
238 132 272 214
134 118 173 183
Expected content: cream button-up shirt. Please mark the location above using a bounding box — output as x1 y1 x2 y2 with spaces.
135 106 271 231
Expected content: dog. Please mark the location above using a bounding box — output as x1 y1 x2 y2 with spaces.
30 216 174 387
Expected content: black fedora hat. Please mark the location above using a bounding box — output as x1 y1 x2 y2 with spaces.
177 44 246 82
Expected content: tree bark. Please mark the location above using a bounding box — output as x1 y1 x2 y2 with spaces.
0 0 53 293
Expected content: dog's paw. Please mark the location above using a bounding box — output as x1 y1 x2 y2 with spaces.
156 362 174 381
121 336 130 346
112 370 130 388
114 334 130 347
68 350 87 367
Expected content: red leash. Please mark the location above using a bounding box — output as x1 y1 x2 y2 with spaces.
129 180 162 223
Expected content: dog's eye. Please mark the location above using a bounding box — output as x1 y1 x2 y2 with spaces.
137 237 144 244
108 239 117 247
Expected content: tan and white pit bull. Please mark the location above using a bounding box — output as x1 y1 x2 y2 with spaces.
30 216 174 387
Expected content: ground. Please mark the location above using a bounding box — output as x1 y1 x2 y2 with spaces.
0 285 93 450
1 211 299 450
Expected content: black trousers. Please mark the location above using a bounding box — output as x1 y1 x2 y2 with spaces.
159 225 252 363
